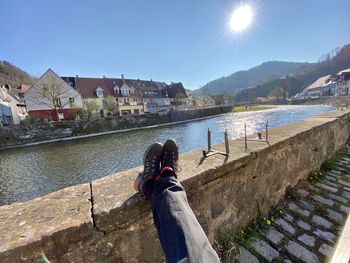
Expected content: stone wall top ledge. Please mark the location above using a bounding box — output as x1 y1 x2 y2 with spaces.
0 183 92 259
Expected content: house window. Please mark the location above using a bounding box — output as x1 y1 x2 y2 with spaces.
121 87 128 96
113 86 119 94
96 87 104 98
69 97 75 107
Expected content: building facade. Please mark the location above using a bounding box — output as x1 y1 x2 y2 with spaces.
63 75 147 116
307 75 332 98
25 69 83 121
62 75 181 115
336 68 350 96
0 85 13 126
306 68 350 99
0 84 27 125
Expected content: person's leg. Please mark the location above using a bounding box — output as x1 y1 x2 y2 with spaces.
135 140 220 263
150 172 220 263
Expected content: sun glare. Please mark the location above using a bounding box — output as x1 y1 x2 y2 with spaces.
230 5 252 32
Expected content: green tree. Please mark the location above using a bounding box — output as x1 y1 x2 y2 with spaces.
85 100 99 120
103 96 117 112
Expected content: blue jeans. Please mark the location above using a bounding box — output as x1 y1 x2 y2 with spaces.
147 175 220 263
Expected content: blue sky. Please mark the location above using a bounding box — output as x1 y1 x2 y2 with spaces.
1 0 350 90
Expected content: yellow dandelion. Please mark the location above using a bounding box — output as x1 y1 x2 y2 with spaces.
266 220 271 225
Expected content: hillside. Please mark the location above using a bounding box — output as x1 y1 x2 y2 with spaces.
0 61 36 87
192 61 309 96
235 44 350 103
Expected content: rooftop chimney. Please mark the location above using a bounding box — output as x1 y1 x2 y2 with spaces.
121 74 125 83
75 75 78 90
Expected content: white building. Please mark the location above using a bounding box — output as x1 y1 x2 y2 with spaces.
25 69 83 121
307 75 334 98
128 79 171 113
336 68 350 96
0 85 13 126
0 84 27 125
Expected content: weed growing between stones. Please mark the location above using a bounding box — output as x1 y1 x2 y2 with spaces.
215 234 238 263
314 205 328 217
321 152 343 172
215 205 284 262
215 216 269 262
285 186 300 201
308 150 345 183
309 171 325 184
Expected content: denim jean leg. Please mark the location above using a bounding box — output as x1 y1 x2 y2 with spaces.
150 176 220 263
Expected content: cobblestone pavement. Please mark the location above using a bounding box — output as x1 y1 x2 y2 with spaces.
236 146 350 263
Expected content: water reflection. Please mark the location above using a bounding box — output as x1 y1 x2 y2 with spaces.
0 105 334 205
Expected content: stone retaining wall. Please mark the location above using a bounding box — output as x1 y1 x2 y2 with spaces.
0 110 349 262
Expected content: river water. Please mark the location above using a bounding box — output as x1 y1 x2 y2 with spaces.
0 105 335 205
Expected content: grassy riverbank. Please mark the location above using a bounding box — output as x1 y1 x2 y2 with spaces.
233 105 275 112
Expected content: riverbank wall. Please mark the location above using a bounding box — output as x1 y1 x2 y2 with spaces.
0 106 233 149
0 110 349 262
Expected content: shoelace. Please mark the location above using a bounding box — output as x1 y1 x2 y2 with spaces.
144 157 159 176
163 151 182 172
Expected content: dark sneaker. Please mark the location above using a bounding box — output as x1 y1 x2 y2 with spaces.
134 142 163 196
161 139 179 176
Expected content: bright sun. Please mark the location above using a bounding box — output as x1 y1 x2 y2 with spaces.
230 5 252 32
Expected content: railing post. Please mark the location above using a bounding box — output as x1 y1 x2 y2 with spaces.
244 122 247 151
208 128 211 152
224 129 229 154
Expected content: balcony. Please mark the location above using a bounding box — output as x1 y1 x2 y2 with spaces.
118 101 144 106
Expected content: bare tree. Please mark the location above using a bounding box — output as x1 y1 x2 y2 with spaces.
269 86 284 102
27 75 72 120
196 89 212 108
281 77 290 101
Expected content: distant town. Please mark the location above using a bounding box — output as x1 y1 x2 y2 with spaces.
1 66 350 127
294 68 350 101
0 68 236 126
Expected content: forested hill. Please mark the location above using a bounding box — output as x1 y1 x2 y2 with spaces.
0 61 36 87
235 44 350 103
192 61 309 96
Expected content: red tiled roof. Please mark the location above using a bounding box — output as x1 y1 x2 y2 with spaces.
75 77 168 99
76 77 123 98
162 82 188 98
